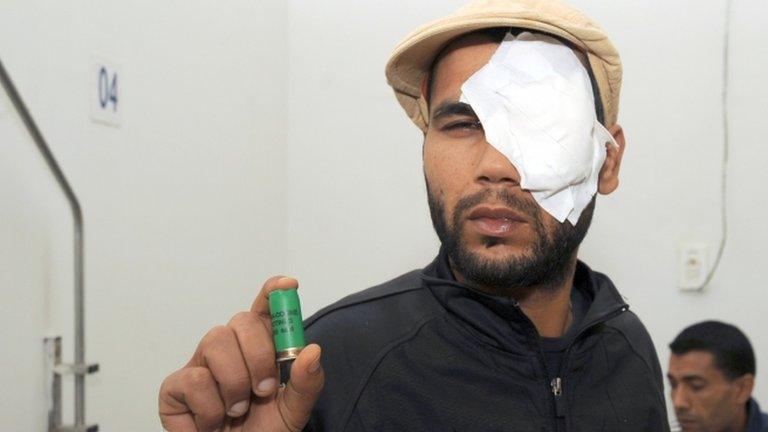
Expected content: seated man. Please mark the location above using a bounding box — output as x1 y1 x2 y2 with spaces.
669 321 768 432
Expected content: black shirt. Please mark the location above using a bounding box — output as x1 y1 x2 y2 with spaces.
540 286 589 381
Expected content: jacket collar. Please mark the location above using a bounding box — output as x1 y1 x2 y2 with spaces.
420 247 628 351
746 398 766 432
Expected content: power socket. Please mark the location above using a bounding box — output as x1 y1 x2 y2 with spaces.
678 242 708 291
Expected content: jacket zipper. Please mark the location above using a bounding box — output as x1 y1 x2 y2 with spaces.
549 307 628 426
551 376 563 397
511 300 566 427
550 376 565 420
550 367 567 421
512 301 628 428
551 377 562 396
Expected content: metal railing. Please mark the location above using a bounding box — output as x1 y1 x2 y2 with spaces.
0 58 98 432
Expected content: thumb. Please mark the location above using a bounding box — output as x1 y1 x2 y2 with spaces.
277 344 325 431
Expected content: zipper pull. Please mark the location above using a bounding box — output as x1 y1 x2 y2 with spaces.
550 377 565 417
550 377 562 396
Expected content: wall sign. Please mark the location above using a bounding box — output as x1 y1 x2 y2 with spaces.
90 56 121 127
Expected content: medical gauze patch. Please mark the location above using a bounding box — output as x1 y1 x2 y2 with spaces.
459 31 617 224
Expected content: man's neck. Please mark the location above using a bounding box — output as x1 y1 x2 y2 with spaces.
517 279 575 338
725 401 749 432
451 257 578 338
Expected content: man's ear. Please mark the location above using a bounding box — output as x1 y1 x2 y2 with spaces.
734 374 755 405
421 75 431 138
597 123 626 195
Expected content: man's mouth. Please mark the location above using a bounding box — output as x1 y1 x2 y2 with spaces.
675 415 698 430
467 206 527 237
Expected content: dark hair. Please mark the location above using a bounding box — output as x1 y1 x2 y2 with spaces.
669 320 756 380
425 27 605 125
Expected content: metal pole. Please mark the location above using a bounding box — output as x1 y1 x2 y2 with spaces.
0 58 88 428
45 337 63 430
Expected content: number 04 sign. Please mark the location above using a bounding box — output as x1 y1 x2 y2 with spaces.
90 56 120 126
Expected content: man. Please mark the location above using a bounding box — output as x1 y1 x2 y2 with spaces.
669 321 768 432
159 1 669 431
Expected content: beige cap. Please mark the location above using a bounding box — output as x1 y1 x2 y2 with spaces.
385 0 622 131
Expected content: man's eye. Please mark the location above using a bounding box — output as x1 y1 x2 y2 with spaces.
443 120 482 131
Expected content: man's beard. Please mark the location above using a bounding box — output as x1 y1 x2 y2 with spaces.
428 186 595 293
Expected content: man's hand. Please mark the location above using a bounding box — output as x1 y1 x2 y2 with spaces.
159 276 324 431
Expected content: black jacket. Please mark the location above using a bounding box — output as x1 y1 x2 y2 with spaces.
747 398 768 432
304 253 669 431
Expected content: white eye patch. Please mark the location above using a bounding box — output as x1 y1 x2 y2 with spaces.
459 31 617 224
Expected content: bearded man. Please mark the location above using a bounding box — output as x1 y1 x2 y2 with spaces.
159 1 669 431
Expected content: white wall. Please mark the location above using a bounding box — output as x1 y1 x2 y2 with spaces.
573 0 768 408
285 1 459 315
286 0 768 423
0 1 288 430
2 0 767 429
0 80 69 432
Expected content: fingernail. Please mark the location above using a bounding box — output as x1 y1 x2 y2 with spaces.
257 377 277 394
227 399 249 417
308 356 322 374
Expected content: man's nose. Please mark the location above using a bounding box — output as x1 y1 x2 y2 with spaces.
672 388 691 412
474 142 520 186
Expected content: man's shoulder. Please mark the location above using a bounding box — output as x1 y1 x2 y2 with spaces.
747 398 768 432
759 408 768 432
582 263 654 354
304 268 445 346
305 269 425 326
601 306 664 385
303 268 447 431
603 307 648 336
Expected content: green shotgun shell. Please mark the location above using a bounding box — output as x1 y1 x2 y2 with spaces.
268 288 306 385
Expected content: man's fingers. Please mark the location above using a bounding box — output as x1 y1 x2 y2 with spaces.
251 275 299 319
159 413 197 432
197 326 253 418
228 311 279 397
277 344 325 431
159 367 226 432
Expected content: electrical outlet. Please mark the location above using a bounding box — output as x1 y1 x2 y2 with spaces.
678 243 708 291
